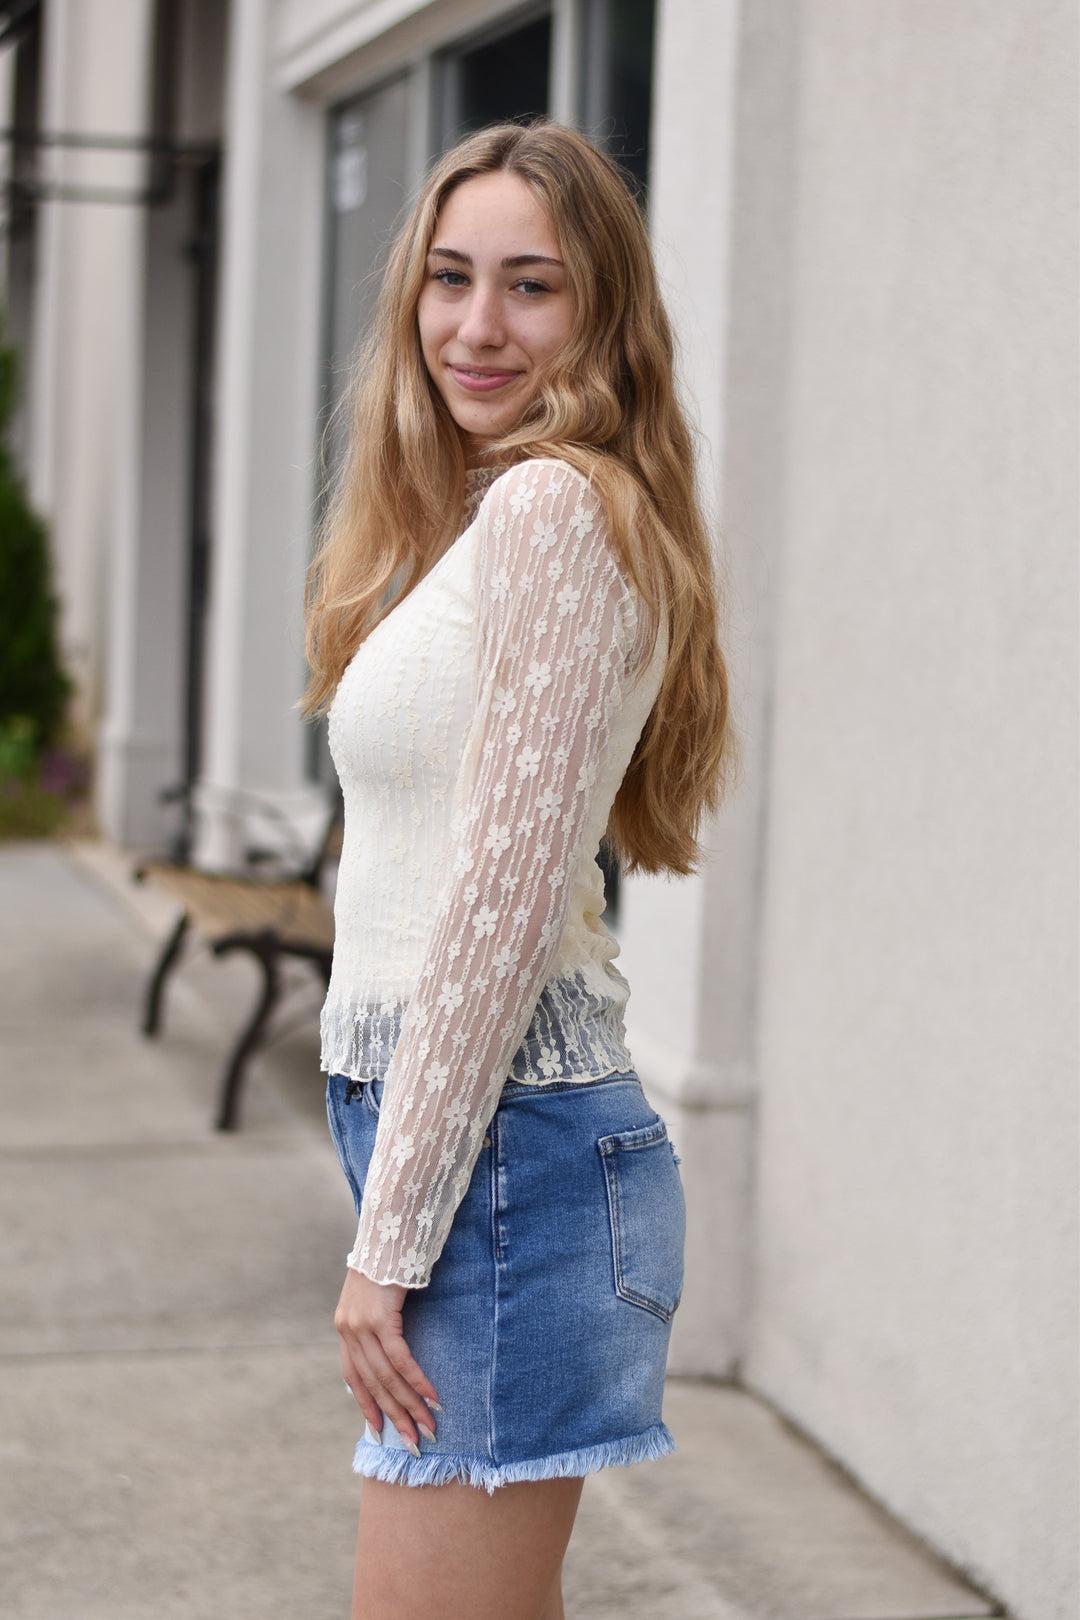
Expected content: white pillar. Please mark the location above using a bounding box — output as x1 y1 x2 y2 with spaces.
97 167 194 848
29 0 155 730
620 0 755 1376
198 0 329 867
98 2 231 849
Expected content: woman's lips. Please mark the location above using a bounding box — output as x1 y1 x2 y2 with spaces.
448 365 520 393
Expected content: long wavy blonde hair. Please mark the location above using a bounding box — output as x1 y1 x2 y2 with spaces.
304 121 734 873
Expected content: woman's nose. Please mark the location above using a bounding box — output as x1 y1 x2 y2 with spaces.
457 283 505 349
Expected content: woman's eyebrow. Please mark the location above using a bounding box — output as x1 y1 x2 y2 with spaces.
502 253 564 269
428 247 564 269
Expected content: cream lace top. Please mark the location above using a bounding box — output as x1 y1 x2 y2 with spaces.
321 458 666 1287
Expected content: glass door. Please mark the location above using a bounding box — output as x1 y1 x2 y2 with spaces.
580 0 656 199
323 75 410 462
311 75 410 784
438 10 552 148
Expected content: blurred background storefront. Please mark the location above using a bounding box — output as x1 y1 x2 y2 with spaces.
2 3 1074 1618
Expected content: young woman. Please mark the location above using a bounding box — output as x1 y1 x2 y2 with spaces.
304 121 734 1620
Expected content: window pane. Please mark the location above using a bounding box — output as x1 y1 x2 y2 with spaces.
312 76 409 784
581 0 655 198
440 12 552 147
324 76 409 456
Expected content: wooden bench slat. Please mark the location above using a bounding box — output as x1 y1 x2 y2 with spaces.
140 865 336 950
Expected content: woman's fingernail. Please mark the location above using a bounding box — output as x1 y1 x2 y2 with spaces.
344 1380 352 1394
418 1423 436 1443
405 1439 422 1460
424 1397 443 1413
364 1421 383 1447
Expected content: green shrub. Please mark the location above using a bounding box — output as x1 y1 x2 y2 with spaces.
0 319 70 765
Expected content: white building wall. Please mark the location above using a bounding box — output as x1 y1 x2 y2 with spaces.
620 0 755 1378
741 6 1078 1619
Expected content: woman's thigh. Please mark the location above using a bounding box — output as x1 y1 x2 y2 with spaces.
352 1476 584 1620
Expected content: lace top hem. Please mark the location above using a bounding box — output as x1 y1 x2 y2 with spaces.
321 966 635 1089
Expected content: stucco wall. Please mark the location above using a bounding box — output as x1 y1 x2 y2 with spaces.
741 5 1078 1618
620 0 753 1377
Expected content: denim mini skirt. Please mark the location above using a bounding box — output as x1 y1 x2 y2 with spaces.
326 1071 685 1492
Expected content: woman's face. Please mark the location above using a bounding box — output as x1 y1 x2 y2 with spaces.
417 170 574 465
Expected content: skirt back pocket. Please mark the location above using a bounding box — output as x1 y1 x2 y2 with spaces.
598 1118 685 1322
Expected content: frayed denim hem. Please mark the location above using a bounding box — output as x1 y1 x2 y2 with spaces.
351 1422 675 1495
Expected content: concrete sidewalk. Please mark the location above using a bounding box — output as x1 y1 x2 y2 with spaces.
0 842 999 1620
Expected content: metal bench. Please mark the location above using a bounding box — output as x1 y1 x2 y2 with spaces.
136 803 339 1130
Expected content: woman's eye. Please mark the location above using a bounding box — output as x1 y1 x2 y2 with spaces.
515 279 549 297
433 268 468 288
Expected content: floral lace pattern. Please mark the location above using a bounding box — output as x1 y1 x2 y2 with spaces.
323 460 664 1286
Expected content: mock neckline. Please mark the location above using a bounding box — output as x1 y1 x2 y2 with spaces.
462 464 505 528
465 464 503 493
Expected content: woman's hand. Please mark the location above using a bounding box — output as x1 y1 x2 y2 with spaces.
335 1269 441 1454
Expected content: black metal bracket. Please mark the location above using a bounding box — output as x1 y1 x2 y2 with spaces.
141 910 190 1037
0 127 220 207
211 932 282 1132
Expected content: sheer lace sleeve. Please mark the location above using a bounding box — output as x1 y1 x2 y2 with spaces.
348 459 651 1287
